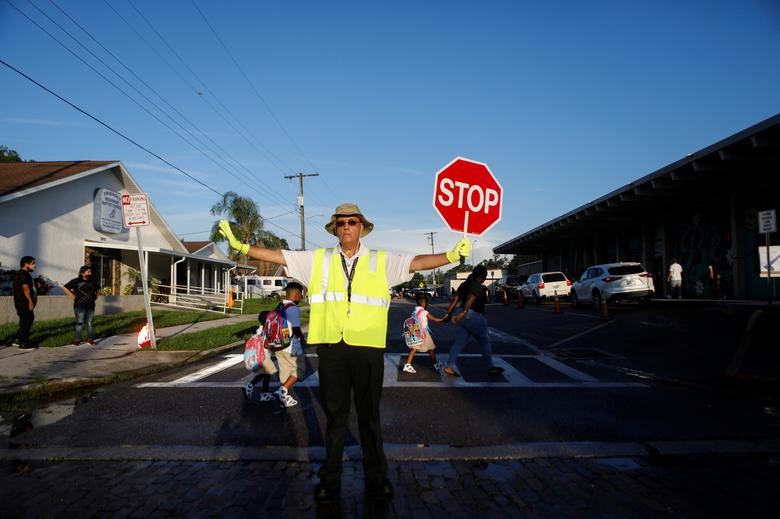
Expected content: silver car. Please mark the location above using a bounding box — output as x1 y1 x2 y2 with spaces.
571 262 654 309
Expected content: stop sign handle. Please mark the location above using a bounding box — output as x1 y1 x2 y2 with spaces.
459 211 470 265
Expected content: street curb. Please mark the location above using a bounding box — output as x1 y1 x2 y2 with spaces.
2 439 780 462
0 341 244 403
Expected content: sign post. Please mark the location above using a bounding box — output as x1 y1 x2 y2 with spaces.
121 193 156 348
758 209 777 306
433 156 503 265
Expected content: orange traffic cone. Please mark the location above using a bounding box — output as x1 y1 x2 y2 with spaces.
503 289 508 305
553 294 562 314
600 300 610 320
517 292 524 309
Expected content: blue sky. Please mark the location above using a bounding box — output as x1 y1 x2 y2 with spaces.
2 0 780 262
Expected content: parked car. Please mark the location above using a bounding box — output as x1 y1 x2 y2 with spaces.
496 274 528 300
570 262 654 309
520 272 571 303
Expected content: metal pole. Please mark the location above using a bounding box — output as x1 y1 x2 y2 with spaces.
136 226 156 349
285 173 319 250
767 231 772 306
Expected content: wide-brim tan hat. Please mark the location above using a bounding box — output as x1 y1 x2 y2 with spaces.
325 202 374 237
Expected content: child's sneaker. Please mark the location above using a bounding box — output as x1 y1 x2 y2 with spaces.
243 381 255 400
259 392 275 402
275 387 298 407
402 363 416 374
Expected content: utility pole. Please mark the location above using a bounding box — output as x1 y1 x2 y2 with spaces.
425 231 438 285
284 172 319 250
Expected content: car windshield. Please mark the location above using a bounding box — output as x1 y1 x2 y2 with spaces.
608 265 646 275
542 273 566 282
506 276 523 285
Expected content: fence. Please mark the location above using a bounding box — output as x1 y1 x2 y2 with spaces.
150 283 244 315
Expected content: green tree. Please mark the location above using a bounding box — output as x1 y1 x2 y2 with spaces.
209 192 289 261
0 145 22 162
210 192 264 262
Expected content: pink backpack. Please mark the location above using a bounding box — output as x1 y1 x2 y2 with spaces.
402 308 426 349
243 332 265 372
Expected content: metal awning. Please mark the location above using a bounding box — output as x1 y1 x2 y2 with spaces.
494 113 780 254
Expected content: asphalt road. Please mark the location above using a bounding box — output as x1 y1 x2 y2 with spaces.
7 298 779 453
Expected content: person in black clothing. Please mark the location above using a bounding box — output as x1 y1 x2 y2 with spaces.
443 265 503 377
63 266 100 345
12 256 38 349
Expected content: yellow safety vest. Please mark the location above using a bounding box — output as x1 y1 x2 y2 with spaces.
307 247 390 348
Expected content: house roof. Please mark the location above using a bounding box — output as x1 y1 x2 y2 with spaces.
0 161 116 199
183 241 211 254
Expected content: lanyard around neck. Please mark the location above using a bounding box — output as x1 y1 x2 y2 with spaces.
340 253 358 303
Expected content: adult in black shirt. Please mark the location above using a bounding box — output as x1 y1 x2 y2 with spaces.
443 265 503 377
12 256 37 349
63 266 100 346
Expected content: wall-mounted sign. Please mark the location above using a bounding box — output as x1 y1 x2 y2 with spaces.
93 188 124 234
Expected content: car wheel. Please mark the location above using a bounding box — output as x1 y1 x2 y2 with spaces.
592 291 602 310
271 293 281 300
533 291 541 305
571 291 579 308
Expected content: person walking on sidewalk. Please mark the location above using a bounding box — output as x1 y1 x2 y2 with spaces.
402 291 445 374
668 258 683 299
63 266 100 345
12 256 38 349
218 202 469 504
443 265 503 377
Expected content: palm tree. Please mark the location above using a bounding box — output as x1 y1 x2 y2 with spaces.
209 192 263 262
209 192 290 261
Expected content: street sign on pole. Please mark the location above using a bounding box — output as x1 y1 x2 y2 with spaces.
121 193 156 347
758 209 777 306
433 157 503 236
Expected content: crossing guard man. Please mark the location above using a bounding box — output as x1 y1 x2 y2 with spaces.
219 203 469 504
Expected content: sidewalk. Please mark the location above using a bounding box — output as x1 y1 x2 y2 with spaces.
0 313 258 400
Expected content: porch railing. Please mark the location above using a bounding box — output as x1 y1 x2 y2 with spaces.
149 283 244 314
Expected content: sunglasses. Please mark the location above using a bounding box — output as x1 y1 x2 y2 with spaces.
335 219 361 228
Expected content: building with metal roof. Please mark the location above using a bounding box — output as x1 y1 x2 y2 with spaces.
494 114 780 300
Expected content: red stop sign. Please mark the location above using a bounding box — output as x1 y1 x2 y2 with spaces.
432 157 503 235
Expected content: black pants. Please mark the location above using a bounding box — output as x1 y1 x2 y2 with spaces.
15 305 34 345
316 341 387 490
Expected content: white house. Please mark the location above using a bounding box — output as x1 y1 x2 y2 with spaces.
0 161 246 321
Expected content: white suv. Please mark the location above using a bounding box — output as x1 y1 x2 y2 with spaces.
520 272 571 304
571 262 654 309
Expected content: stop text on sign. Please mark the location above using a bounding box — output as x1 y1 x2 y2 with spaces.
436 178 500 214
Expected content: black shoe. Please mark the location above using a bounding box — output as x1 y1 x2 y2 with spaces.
18 343 38 350
365 479 393 500
314 483 340 504
487 366 504 376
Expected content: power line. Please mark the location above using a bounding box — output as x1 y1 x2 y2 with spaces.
102 0 298 212
46 0 287 208
191 0 319 174
124 0 297 179
0 58 222 197
10 0 267 200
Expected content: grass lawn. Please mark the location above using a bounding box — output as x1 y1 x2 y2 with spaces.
2 297 308 351
0 308 229 348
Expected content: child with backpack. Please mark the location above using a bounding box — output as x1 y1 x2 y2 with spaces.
402 292 446 374
243 310 277 403
243 282 307 408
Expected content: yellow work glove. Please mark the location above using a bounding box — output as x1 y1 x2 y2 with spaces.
446 238 470 263
218 220 250 256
